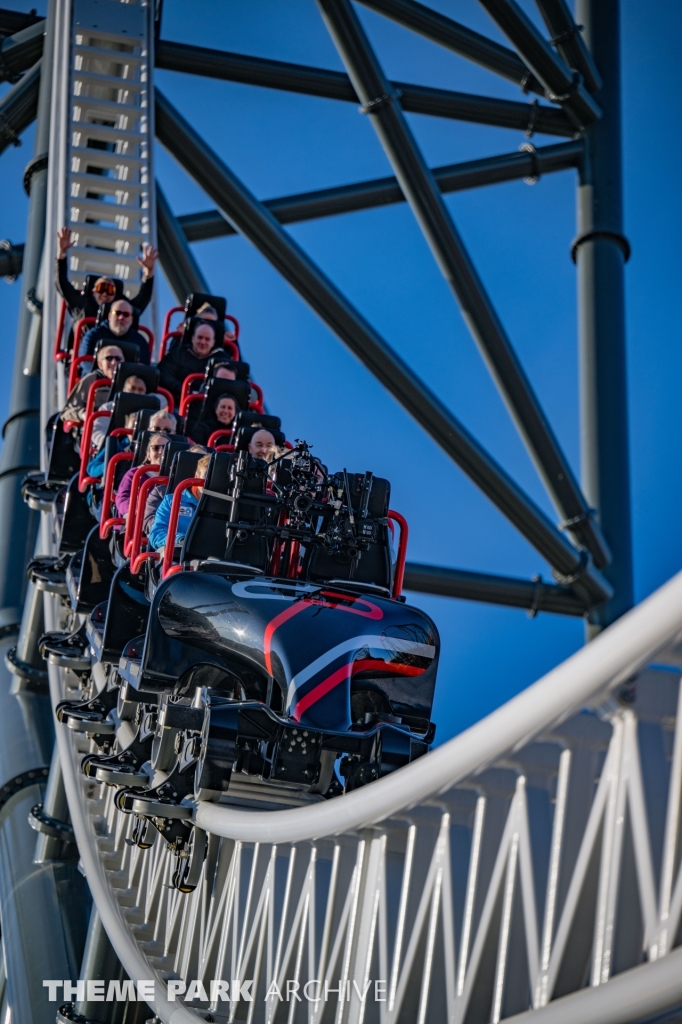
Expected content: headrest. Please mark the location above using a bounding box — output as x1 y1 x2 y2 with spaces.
84 274 124 302
94 338 140 365
203 451 234 492
132 429 156 468
234 411 281 432
183 316 225 349
167 449 207 493
159 436 191 475
96 302 141 328
235 426 286 452
111 362 159 396
206 355 250 382
184 292 227 321
107 393 161 432
201 378 250 415
133 407 183 439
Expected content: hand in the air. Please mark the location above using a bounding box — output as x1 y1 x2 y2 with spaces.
57 226 75 259
137 244 159 279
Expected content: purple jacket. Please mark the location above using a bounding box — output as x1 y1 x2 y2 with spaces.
115 466 153 516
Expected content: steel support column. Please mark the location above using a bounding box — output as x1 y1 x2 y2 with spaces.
155 88 612 608
317 0 609 569
156 179 209 301
575 0 632 628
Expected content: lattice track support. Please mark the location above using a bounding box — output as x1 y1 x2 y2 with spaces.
59 0 155 292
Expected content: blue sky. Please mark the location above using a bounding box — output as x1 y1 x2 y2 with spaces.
0 0 679 743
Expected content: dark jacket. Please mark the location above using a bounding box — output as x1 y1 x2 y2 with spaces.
158 345 218 404
79 322 151 364
55 258 153 321
191 412 234 447
61 369 111 424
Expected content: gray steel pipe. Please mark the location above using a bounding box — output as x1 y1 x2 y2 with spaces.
358 0 544 93
179 139 584 242
155 40 574 136
155 88 611 607
316 0 610 570
534 0 602 94
575 0 632 630
0 19 45 83
0 57 40 156
476 0 601 128
404 562 587 615
156 179 208 301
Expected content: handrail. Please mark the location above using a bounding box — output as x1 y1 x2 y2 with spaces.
99 451 134 539
161 478 205 578
123 464 160 557
66 317 97 391
77 379 113 491
78 410 111 491
158 328 181 362
129 473 168 572
207 427 233 447
249 381 264 411
179 372 204 410
195 567 682 844
179 391 204 419
388 509 408 598
53 299 68 362
162 305 184 340
224 313 240 344
156 386 175 414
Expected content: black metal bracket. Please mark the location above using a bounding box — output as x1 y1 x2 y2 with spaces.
28 802 75 842
571 229 631 263
0 767 49 813
57 1005 106 1024
23 151 47 195
4 643 48 689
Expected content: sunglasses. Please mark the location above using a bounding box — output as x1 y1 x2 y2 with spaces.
94 283 116 296
113 310 132 319
149 443 168 451
102 355 123 363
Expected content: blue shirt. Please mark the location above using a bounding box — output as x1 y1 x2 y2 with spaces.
148 488 200 551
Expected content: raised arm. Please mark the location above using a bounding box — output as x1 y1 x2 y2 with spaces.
55 227 83 312
131 244 159 313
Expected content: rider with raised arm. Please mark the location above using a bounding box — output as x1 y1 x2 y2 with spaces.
55 226 158 321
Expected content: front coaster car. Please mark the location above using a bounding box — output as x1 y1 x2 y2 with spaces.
83 449 440 892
